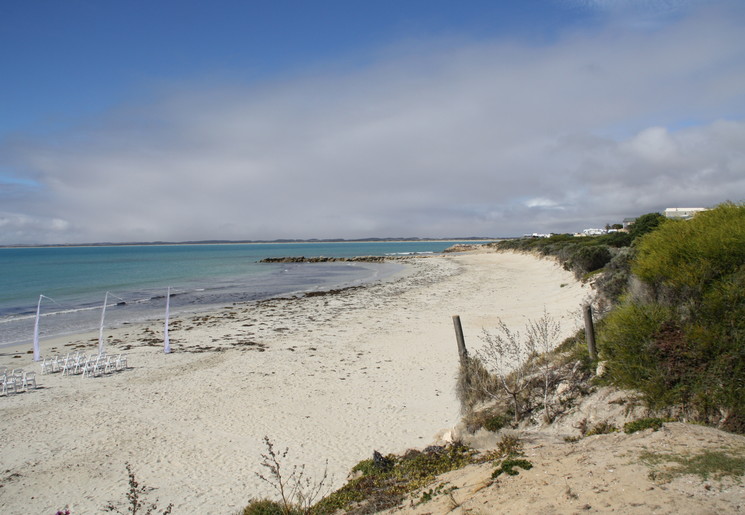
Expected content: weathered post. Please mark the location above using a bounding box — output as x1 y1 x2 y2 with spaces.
583 304 598 361
452 315 468 365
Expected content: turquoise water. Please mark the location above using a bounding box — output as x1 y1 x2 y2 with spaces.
0 241 475 347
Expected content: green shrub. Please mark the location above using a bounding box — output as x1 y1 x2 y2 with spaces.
572 245 612 274
599 302 678 407
483 414 512 433
594 247 635 302
633 203 745 306
491 458 533 479
242 499 299 515
628 212 666 242
496 433 524 457
600 203 745 430
624 418 666 434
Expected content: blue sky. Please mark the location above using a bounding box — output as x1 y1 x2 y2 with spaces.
1 0 744 244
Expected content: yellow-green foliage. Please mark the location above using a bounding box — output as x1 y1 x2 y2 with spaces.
600 203 745 431
633 202 745 302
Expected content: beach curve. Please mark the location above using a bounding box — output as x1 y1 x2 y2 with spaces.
0 250 588 514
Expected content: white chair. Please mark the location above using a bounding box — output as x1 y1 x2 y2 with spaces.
61 358 77 376
40 358 54 375
115 354 128 371
23 371 37 389
72 354 87 375
92 356 106 377
81 357 96 378
2 374 18 395
103 356 117 374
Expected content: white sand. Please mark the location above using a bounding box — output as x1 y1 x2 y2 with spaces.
0 251 589 514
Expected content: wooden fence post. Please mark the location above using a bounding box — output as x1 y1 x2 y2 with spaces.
583 304 598 361
452 315 468 365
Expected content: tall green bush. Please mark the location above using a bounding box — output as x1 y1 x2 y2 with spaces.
599 302 678 407
601 203 745 430
633 203 745 306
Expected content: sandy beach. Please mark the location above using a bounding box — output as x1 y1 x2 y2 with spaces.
0 250 589 514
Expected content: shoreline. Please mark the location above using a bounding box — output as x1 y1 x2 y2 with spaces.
0 259 411 351
0 250 588 513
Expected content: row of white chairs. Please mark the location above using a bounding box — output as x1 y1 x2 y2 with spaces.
40 352 128 378
40 351 86 374
80 354 128 378
1 368 37 395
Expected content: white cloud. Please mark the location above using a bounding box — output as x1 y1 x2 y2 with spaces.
1 2 744 244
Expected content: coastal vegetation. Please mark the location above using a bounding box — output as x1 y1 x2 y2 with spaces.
600 202 745 431
238 202 745 513
243 440 483 514
478 202 745 432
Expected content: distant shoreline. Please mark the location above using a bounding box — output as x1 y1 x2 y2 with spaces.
0 237 501 250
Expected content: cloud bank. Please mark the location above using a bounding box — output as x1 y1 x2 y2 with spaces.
1 2 744 244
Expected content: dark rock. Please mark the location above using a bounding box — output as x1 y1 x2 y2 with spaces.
372 450 394 471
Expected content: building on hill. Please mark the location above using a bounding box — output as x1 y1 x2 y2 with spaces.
574 228 607 237
622 217 637 229
664 207 708 220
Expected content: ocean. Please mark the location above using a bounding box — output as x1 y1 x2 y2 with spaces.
0 241 476 348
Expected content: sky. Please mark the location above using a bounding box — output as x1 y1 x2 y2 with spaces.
1 0 744 244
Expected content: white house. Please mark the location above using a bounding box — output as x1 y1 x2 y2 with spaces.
664 207 707 220
581 228 607 236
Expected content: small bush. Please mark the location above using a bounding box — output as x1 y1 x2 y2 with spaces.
455 356 498 414
104 463 173 515
249 436 329 515
242 499 298 515
491 458 533 479
483 414 512 432
624 418 666 434
496 433 524 457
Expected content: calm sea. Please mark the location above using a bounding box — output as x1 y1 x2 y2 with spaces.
0 241 476 348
